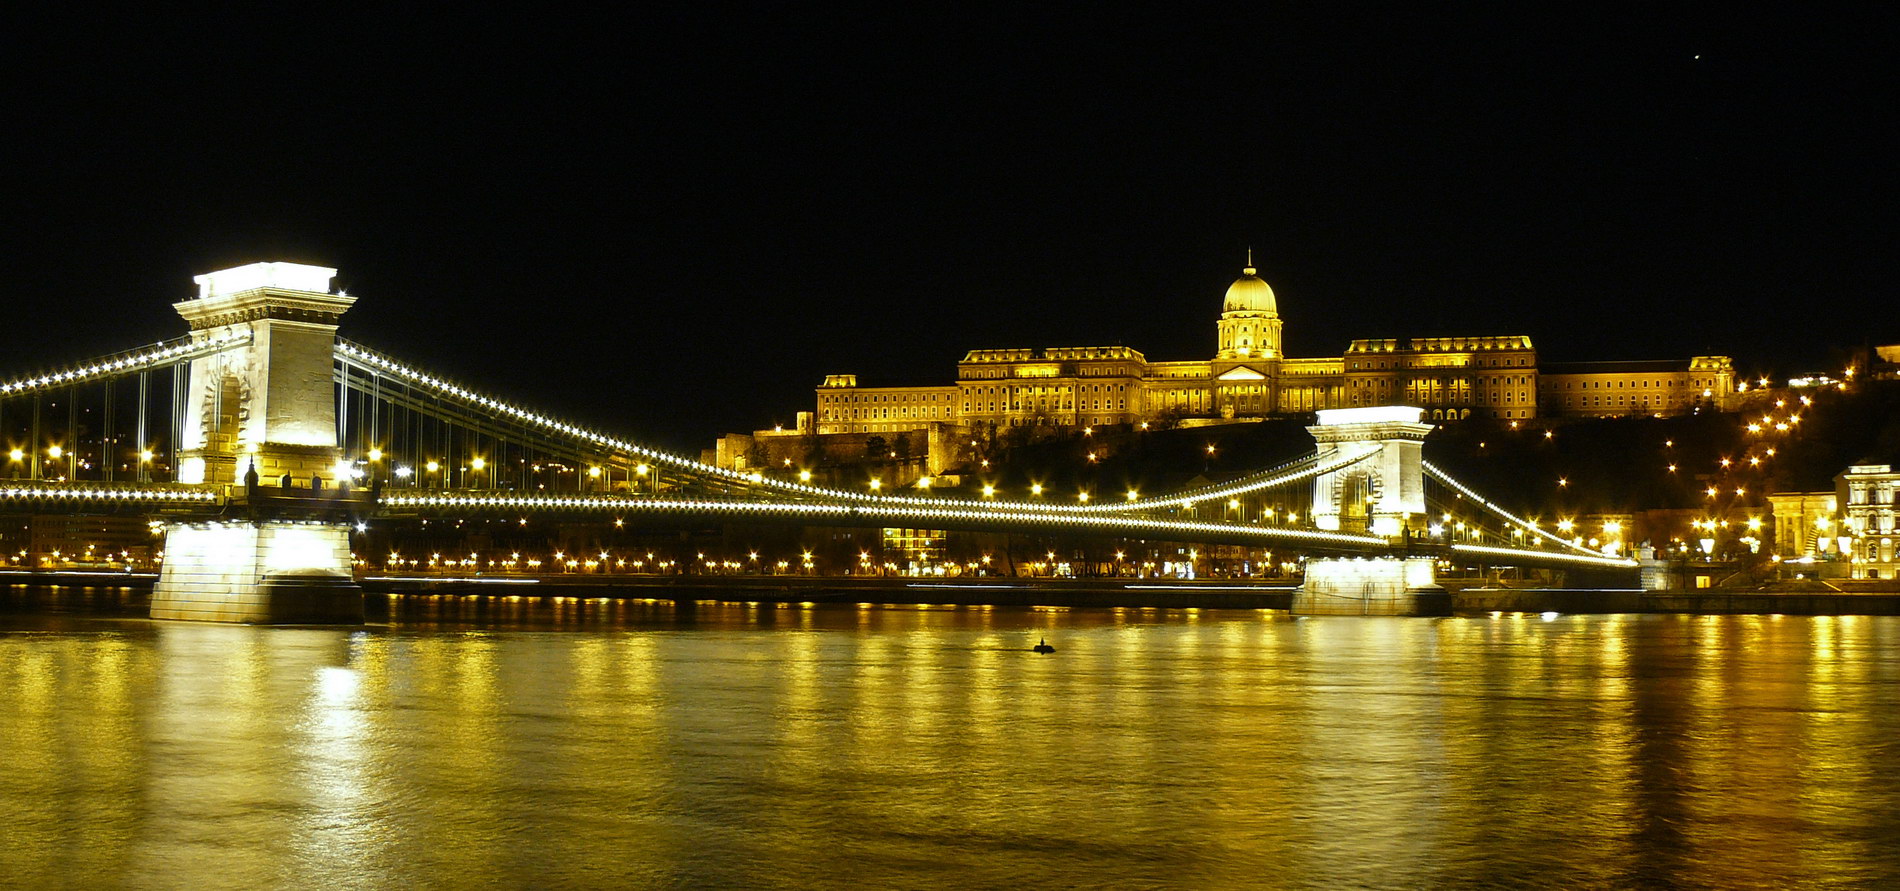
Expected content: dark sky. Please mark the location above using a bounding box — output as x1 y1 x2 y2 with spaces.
4 7 1893 451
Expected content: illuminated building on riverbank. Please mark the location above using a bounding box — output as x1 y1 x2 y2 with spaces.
807 257 1736 438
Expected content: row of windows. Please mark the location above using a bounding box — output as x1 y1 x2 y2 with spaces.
821 392 952 404
1555 379 1688 390
1350 375 1532 388
822 404 954 421
1847 487 1898 505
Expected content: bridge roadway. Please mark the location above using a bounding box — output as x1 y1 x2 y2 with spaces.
1 480 1637 571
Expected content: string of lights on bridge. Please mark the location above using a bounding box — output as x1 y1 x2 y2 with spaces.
0 330 252 397
0 484 219 505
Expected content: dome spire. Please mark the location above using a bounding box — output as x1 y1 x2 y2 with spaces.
1244 246 1257 276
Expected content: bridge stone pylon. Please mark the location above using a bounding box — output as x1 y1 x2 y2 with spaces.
152 262 363 624
1308 406 1432 536
172 262 356 485
1295 406 1449 616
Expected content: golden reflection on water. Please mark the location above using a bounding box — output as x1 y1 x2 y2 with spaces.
3 599 1900 887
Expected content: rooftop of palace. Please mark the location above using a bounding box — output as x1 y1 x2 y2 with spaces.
959 346 1149 363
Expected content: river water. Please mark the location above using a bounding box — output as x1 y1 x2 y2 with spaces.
4 588 1899 889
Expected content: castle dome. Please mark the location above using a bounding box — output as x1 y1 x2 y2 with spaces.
1223 260 1277 315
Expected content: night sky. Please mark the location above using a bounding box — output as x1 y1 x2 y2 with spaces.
5 8 1892 451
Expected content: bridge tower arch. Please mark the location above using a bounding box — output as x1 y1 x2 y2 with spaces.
1308 405 1432 536
152 262 364 624
172 262 355 485
1295 406 1449 616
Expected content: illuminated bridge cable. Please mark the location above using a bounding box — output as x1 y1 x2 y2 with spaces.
1422 460 1622 560
0 331 252 397
334 339 883 504
1100 446 1378 515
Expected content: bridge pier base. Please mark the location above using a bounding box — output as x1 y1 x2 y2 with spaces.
1292 557 1450 617
151 521 363 624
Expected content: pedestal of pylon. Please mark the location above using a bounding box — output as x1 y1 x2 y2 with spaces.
151 520 362 624
1292 557 1449 616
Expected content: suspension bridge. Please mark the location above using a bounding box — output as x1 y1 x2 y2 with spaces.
0 262 1635 622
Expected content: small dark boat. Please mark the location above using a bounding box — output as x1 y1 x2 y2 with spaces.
1032 638 1056 654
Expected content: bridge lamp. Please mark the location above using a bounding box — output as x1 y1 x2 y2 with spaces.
425 460 440 473
1556 519 1575 533
798 469 812 482
47 445 63 460
7 448 20 463
1030 483 1043 496
139 449 154 463
917 477 932 490
588 466 601 478
367 448 383 463
1126 489 1139 501
393 465 413 480
1077 491 1090 503
1228 498 1240 511
470 457 487 471
868 478 882 492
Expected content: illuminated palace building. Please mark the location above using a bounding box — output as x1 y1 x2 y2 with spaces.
810 258 1736 436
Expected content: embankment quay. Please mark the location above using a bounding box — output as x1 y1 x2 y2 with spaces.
9 570 1900 614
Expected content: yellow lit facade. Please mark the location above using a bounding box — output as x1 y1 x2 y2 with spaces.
1766 490 1839 559
813 259 1737 436
1839 463 1898 579
1538 357 1737 418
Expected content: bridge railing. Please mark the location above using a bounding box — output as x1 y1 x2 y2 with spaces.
0 479 224 509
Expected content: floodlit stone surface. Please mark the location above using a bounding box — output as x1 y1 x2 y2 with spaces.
151 522 361 624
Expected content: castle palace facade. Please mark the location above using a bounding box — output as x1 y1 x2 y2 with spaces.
808 259 1736 437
